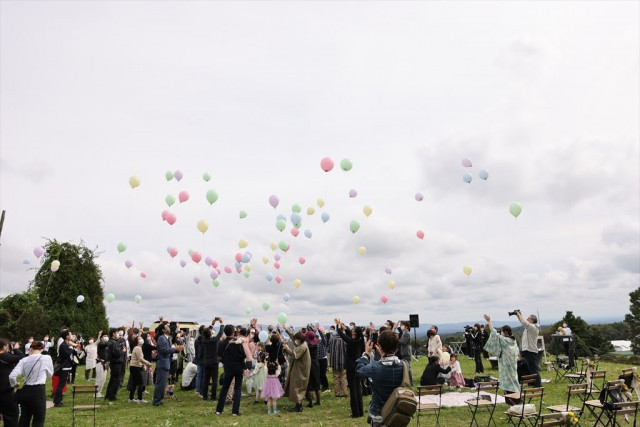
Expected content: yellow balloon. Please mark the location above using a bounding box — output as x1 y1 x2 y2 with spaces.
197 220 209 234
307 207 315 215
463 265 472 276
358 246 366 255
244 264 251 272
317 198 325 208
293 279 302 288
238 238 248 249
269 242 277 251
262 256 269 264
363 205 373 217
128 176 141 189
352 296 360 304
388 280 396 290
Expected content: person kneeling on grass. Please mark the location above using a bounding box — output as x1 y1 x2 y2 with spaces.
420 355 451 386
355 330 404 427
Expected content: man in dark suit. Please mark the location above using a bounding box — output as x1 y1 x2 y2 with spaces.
104 328 125 401
152 322 184 406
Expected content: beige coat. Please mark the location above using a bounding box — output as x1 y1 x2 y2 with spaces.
284 341 311 404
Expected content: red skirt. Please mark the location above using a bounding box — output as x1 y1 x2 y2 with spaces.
51 374 68 395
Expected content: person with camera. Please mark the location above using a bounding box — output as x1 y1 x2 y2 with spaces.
514 310 541 387
335 318 364 419
152 322 184 406
471 324 485 375
0 339 25 426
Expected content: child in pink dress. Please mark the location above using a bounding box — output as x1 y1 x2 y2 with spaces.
448 354 465 389
261 361 285 414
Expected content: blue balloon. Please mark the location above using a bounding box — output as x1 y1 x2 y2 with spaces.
479 169 489 180
22 258 30 265
290 213 302 227
282 293 290 302
276 214 286 221
463 173 472 184
321 212 330 223
304 229 312 238
259 331 269 343
266 272 274 281
242 253 251 263
234 261 242 269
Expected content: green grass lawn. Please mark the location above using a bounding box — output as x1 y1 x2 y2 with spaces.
39 356 635 426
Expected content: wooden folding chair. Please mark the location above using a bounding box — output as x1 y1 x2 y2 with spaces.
504 374 537 402
582 380 623 425
538 413 567 426
416 384 442 426
547 382 587 418
586 370 608 400
552 355 575 382
608 400 639 426
466 380 500 427
619 368 639 401
504 387 544 427
71 384 100 426
565 359 588 384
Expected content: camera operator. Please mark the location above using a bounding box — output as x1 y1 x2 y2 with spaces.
463 326 473 358
514 310 541 387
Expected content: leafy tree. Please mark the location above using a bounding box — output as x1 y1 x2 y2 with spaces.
29 239 109 338
0 291 49 341
625 287 640 354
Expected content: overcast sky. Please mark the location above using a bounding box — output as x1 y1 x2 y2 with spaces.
1 1 638 330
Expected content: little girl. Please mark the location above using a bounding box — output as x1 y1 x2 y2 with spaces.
448 354 465 390
261 360 285 414
248 352 267 403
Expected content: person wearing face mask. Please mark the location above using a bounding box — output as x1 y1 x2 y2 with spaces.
42 335 52 355
335 318 364 419
1 339 26 426
128 337 152 403
395 320 413 386
24 337 34 353
84 337 97 381
105 328 126 401
95 332 109 398
282 331 311 413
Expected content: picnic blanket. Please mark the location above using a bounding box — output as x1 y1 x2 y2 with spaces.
418 391 506 407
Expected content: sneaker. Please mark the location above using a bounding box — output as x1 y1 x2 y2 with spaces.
215 412 221 415
138 399 148 403
143 391 150 395
95 393 103 398
53 403 64 408
129 399 138 403
273 409 280 414
232 413 241 416
268 409 272 414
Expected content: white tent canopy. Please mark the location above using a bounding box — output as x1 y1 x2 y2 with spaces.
611 340 632 352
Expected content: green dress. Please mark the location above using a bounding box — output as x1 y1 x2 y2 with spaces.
484 327 519 393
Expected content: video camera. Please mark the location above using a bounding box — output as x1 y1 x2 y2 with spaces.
508 309 521 317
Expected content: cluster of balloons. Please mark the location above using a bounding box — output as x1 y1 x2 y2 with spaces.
461 158 489 184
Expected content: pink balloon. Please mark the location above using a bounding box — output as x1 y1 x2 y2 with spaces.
166 213 177 225
235 252 243 263
193 276 200 284
462 158 472 168
34 246 44 258
224 266 232 273
291 228 299 237
284 244 290 252
416 230 425 240
269 195 279 209
161 210 169 221
274 254 281 261
125 260 133 269
349 189 357 198
236 268 242 273
212 260 219 268
320 157 334 172
381 295 388 304
140 272 147 278
174 170 183 181
210 270 219 280
415 193 423 201
191 252 202 263
178 190 189 203
204 256 213 266
169 247 178 258
385 266 392 274
298 257 306 265
215 267 221 275
274 262 280 269
180 259 187 268
275 275 282 284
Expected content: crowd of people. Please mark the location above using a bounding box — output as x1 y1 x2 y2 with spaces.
0 310 547 426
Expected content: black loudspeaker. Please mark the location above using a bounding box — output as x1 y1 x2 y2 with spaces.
409 314 419 328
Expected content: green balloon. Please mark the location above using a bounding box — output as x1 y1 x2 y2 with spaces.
116 242 127 253
239 210 247 219
509 202 522 218
243 272 250 278
212 279 220 287
340 158 353 171
349 220 360 233
262 301 271 311
278 240 288 251
202 172 211 182
245 308 251 314
165 171 174 181
165 194 175 207
277 312 288 325
291 204 301 213
106 293 115 303
134 295 142 303
188 249 194 256
276 219 286 232
206 189 219 205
